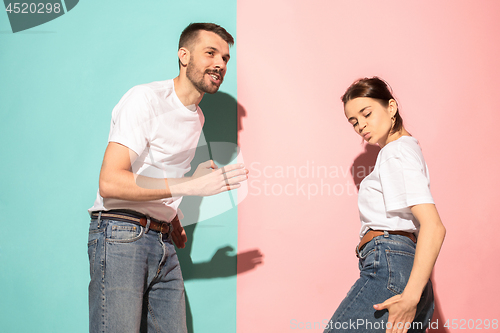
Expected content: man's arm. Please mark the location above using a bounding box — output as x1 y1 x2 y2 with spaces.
99 142 248 200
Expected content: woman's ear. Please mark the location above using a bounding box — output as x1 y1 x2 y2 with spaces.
388 99 398 117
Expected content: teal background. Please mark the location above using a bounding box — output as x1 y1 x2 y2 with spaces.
0 1 237 332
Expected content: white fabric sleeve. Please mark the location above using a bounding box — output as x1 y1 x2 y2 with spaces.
379 151 434 212
108 86 153 156
177 208 184 220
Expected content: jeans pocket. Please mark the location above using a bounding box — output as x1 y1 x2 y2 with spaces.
359 246 375 260
87 238 98 276
385 249 414 295
106 221 144 243
359 246 378 276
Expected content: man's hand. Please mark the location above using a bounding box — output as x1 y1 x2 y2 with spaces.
373 294 418 333
170 215 187 249
170 160 248 197
99 144 248 200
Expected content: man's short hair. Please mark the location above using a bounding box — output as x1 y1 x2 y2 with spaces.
179 23 234 51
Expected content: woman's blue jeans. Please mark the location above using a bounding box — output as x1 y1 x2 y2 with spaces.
323 232 434 332
88 215 187 333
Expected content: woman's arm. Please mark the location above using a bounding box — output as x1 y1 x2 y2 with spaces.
373 203 446 333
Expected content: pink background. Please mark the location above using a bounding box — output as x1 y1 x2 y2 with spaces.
237 0 500 332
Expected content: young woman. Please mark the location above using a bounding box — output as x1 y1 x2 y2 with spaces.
324 77 446 333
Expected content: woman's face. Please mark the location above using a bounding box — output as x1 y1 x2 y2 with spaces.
344 97 397 147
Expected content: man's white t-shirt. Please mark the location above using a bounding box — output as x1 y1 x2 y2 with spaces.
358 136 434 239
88 79 204 222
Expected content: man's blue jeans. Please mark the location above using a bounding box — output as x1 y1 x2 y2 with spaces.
323 232 434 332
88 214 187 333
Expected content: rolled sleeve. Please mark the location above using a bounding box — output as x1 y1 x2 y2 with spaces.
109 86 154 156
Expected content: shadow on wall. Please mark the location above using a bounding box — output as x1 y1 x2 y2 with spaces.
176 91 263 333
350 144 449 333
351 143 380 190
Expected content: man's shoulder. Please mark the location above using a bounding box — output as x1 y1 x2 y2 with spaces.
127 79 174 99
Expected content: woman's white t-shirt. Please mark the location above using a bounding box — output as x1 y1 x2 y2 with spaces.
357 136 434 239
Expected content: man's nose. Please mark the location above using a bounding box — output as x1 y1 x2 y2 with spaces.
214 57 226 72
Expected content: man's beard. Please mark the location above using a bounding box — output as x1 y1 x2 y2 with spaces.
186 57 222 94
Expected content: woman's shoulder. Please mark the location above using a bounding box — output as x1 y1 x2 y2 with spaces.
379 136 425 165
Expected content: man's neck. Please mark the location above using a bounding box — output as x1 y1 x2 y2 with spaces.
173 76 204 107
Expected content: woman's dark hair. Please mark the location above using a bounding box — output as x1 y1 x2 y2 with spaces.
341 77 403 134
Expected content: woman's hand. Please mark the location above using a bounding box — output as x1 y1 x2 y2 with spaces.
374 203 445 333
373 204 446 333
374 294 419 333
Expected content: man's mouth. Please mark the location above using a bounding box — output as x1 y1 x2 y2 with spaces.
207 71 222 84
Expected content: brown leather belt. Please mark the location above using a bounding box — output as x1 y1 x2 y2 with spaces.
91 210 175 234
356 230 417 257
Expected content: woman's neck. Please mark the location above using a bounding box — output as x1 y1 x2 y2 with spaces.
380 127 411 148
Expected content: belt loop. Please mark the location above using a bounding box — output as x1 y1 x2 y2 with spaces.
167 222 173 240
97 211 102 228
383 230 389 238
144 217 151 234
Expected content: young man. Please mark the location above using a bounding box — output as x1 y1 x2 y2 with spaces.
87 23 247 333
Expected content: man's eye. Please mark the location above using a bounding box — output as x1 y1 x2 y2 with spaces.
207 51 214 55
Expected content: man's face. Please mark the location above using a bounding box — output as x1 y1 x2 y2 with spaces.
185 30 230 94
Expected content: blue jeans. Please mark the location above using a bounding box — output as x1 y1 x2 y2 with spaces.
323 232 434 332
88 214 187 333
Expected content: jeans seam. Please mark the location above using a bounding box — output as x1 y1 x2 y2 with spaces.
147 298 161 333
153 233 168 280
100 236 107 333
325 277 372 332
370 248 379 277
102 221 108 333
88 238 98 276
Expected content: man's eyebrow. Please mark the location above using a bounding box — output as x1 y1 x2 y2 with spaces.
348 106 370 122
